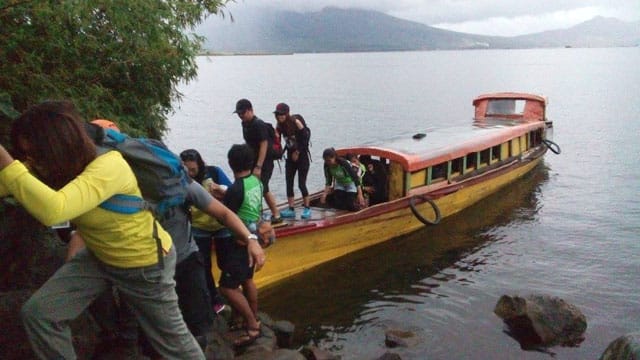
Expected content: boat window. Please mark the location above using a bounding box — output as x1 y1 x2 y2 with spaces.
479 148 490 167
429 163 447 184
530 129 543 147
465 152 477 172
491 145 501 162
487 99 526 115
449 157 463 178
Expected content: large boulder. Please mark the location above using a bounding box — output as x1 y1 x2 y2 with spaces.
494 294 587 348
599 332 640 360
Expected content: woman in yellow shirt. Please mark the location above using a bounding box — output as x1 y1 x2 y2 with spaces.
0 101 204 359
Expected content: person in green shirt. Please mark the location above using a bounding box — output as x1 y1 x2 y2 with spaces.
320 148 365 211
216 143 264 347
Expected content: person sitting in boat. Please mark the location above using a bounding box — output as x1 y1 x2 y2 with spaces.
360 156 388 206
320 148 365 211
346 153 366 184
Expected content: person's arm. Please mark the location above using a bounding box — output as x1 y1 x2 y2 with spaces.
320 164 333 204
295 117 310 151
253 140 268 176
0 149 135 226
0 144 13 196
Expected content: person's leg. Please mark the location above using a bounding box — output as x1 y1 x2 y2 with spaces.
21 250 110 359
332 189 348 210
242 278 258 318
346 191 358 211
297 158 311 215
261 162 280 219
89 289 140 359
285 160 296 201
111 247 204 360
194 234 224 308
174 251 214 341
217 245 259 332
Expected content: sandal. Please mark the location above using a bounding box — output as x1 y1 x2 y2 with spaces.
233 327 261 347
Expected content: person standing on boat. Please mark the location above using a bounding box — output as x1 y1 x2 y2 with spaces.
234 98 282 223
321 148 365 211
273 102 312 219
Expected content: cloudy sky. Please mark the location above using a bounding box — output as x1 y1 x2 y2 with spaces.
220 0 640 36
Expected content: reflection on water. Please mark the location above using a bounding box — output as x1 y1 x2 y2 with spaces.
260 164 549 356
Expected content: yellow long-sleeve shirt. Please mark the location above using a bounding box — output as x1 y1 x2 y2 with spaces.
0 151 172 268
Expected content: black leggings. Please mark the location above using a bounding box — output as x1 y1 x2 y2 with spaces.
285 156 310 198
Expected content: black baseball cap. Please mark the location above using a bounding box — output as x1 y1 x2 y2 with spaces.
234 99 253 114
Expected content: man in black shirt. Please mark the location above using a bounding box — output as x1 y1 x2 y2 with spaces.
234 99 282 222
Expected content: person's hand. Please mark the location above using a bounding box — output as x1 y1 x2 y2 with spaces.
320 193 327 204
0 144 15 169
252 167 262 177
65 231 86 262
209 183 227 200
357 193 366 207
247 240 266 272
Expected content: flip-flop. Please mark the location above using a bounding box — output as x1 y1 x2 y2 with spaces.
233 327 261 347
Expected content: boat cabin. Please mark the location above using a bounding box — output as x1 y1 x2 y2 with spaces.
336 93 549 203
473 92 547 122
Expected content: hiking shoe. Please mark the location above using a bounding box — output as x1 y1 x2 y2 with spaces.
213 303 226 315
271 216 283 224
280 208 296 218
301 207 311 219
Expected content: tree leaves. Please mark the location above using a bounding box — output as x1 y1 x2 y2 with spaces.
0 0 230 139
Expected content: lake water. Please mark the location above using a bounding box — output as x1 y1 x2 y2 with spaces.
166 48 640 359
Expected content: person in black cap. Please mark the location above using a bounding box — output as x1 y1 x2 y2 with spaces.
273 102 312 219
234 98 282 223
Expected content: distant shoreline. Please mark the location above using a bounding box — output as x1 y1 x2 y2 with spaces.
198 45 639 57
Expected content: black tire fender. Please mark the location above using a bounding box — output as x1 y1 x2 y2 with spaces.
409 195 442 225
542 139 561 154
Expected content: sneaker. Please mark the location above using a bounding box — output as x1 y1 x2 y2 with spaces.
280 208 296 218
271 216 283 224
213 303 226 315
301 207 312 219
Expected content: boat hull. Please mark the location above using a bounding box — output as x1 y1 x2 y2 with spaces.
243 153 544 289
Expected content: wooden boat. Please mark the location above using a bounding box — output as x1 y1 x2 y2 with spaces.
234 92 560 289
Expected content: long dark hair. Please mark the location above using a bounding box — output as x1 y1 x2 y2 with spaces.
10 100 97 190
276 113 297 138
179 148 206 183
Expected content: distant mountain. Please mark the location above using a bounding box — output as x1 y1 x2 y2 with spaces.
199 7 640 53
513 16 640 48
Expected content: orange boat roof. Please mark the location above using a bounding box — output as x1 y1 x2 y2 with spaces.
472 92 547 105
338 120 545 172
